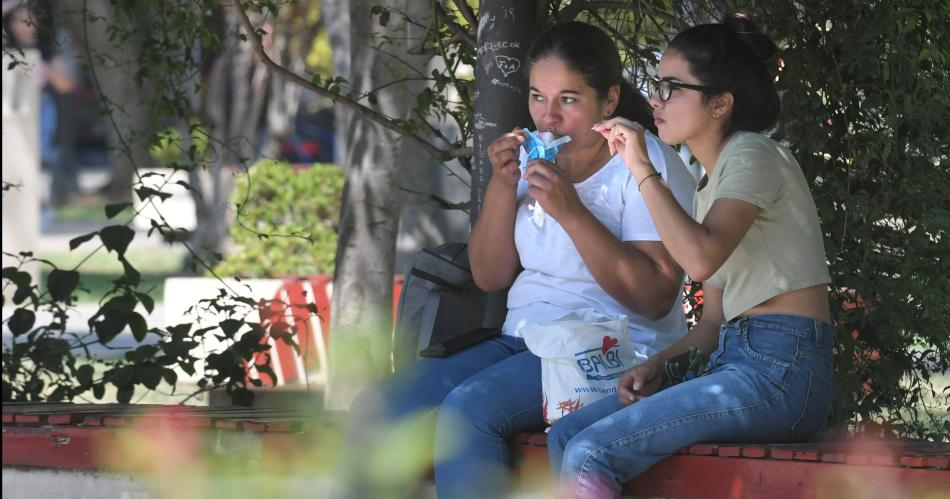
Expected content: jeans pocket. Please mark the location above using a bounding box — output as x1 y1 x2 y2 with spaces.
739 325 793 370
790 369 834 438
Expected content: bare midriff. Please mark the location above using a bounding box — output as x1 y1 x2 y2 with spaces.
739 284 831 323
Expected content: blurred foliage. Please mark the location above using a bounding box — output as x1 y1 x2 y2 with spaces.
148 121 209 167
213 161 343 278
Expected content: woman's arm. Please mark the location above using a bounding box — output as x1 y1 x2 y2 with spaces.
618 285 725 404
562 209 683 321
468 130 525 291
639 186 758 282
469 177 521 291
594 119 759 281
525 159 684 320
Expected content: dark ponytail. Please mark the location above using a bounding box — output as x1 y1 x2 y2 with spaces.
527 21 655 134
616 80 656 134
669 13 781 134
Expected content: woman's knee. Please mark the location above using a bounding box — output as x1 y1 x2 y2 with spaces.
438 384 513 441
547 419 580 454
561 434 599 474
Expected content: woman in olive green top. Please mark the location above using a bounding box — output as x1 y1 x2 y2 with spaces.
549 14 835 498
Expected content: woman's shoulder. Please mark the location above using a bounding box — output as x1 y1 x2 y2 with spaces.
721 132 790 164
641 133 683 172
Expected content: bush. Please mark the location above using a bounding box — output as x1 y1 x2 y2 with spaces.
761 0 950 439
213 161 343 278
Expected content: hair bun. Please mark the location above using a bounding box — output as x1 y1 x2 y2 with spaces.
723 13 778 69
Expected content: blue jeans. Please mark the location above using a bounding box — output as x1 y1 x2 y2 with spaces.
344 334 544 499
548 314 836 498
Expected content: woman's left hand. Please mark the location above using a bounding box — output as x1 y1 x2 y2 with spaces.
592 118 655 180
524 159 583 222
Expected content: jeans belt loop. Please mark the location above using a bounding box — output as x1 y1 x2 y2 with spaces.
813 320 821 347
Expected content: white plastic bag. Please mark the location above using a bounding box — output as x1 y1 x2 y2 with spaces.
522 310 635 425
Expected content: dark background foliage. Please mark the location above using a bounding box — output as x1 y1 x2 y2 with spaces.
762 0 949 438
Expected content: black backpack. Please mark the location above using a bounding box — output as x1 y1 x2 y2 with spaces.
391 243 508 371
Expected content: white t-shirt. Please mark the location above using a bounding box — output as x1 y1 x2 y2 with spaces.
503 133 696 359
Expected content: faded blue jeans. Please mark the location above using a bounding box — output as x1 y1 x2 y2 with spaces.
343 334 544 499
548 314 836 498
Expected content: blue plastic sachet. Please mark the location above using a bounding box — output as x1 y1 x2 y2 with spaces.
521 130 572 227
522 130 572 162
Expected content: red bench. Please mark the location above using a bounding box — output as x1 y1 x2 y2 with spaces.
510 432 949 498
248 276 403 387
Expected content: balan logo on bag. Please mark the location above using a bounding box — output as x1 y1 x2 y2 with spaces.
522 312 631 426
575 336 624 381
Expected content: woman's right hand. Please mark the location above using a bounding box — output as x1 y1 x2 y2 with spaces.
487 128 526 187
591 118 655 181
617 357 666 405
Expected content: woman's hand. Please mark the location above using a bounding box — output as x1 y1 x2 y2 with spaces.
591 118 655 180
524 159 584 222
617 357 666 405
487 128 526 187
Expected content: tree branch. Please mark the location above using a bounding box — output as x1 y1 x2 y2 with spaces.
449 0 478 32
560 0 688 31
398 185 469 211
435 2 476 48
226 1 470 162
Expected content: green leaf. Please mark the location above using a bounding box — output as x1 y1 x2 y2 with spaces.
109 365 135 387
162 368 178 386
4 268 30 287
94 314 126 344
135 292 155 314
179 362 196 377
116 384 134 403
219 319 243 339
92 383 105 400
120 256 141 284
47 269 80 301
134 186 172 202
167 323 193 339
138 363 163 390
76 364 95 386
12 284 31 305
48 385 68 402
69 231 98 251
8 308 35 335
105 202 132 219
100 225 135 256
128 312 148 342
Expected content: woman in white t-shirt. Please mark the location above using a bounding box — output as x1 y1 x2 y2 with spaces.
342 22 695 499
551 14 835 497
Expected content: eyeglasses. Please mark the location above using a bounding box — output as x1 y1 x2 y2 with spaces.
647 77 717 102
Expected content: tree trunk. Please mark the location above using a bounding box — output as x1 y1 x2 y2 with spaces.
470 0 537 222
186 7 267 267
63 0 154 203
188 6 312 267
321 0 350 166
324 0 432 410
